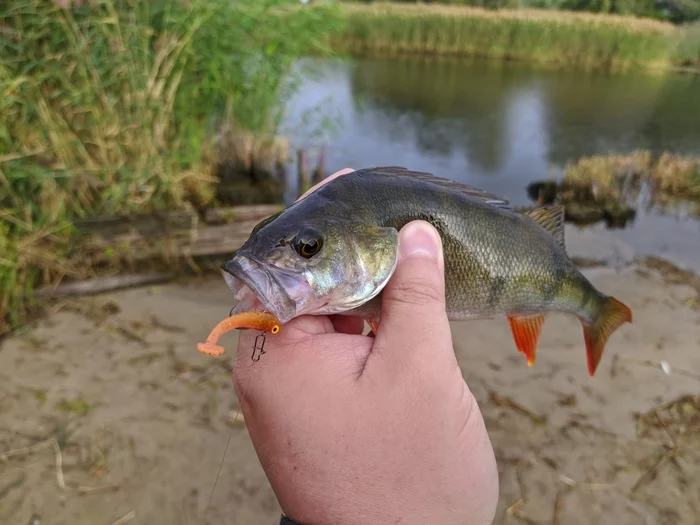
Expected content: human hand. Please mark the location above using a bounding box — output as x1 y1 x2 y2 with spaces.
233 169 499 525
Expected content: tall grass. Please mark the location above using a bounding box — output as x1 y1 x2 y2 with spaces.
672 21 700 66
0 0 344 334
331 2 686 70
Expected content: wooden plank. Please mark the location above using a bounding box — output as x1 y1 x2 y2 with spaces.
73 210 197 241
68 206 282 265
188 219 262 257
34 272 175 298
204 204 282 225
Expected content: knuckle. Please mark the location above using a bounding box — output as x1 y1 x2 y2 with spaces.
386 275 444 307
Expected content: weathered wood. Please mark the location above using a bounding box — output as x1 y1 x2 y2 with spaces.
297 148 309 196
35 272 174 298
66 205 285 270
312 145 326 185
188 219 262 257
73 210 197 241
204 204 282 226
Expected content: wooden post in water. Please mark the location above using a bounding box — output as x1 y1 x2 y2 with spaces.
297 148 309 197
312 145 326 185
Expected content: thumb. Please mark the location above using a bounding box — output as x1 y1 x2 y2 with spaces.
375 220 452 364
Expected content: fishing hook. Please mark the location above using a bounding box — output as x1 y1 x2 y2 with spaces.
251 332 267 362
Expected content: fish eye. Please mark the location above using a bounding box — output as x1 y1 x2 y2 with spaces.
293 227 324 259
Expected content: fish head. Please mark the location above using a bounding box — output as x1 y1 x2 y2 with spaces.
222 209 399 324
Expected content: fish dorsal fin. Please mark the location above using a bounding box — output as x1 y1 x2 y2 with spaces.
526 206 566 249
358 166 512 210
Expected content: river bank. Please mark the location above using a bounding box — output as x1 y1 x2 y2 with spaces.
1 227 698 524
330 2 700 71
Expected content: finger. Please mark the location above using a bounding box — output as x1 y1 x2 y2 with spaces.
329 315 365 335
297 167 355 201
372 221 455 369
233 329 373 405
232 314 368 383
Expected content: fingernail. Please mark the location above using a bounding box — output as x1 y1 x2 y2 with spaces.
399 221 442 263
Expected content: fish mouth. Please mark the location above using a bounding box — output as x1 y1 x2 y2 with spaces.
221 254 299 324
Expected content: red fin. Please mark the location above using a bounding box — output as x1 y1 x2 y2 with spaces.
507 314 546 366
366 318 380 337
582 296 632 377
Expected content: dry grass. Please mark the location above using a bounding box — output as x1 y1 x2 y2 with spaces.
341 3 676 32
0 0 344 335
215 122 290 175
562 150 700 204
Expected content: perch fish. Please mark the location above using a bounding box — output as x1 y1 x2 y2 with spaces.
202 166 632 376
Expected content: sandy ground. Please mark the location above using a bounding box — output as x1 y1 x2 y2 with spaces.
1 226 699 525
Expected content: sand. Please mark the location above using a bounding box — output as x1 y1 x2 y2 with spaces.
1 226 699 525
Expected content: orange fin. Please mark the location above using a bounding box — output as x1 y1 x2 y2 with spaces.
366 318 380 337
507 314 546 366
582 296 632 377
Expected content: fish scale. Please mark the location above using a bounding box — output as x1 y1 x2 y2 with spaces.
339 168 576 320
223 166 632 376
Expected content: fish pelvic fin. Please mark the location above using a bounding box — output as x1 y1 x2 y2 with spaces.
507 313 546 367
526 206 566 250
366 318 380 337
582 296 632 377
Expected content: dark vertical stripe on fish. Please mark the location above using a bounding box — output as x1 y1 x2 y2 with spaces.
543 267 565 306
487 276 507 310
580 281 594 313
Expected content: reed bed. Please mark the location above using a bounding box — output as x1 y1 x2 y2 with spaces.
672 21 700 66
331 2 684 70
562 150 700 204
0 0 343 334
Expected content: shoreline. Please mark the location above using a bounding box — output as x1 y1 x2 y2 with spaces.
1 235 698 524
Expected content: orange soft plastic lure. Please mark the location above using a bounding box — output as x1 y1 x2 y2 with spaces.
197 311 281 356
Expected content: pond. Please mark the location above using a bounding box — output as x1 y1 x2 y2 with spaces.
282 56 700 273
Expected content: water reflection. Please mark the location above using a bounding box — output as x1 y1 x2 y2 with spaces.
282 56 700 271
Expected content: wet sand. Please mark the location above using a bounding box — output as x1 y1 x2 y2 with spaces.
1 226 699 525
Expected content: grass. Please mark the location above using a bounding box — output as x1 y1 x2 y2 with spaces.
330 2 700 71
562 150 700 205
0 0 344 335
672 21 700 67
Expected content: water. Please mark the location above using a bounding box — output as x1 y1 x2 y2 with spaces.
282 56 700 272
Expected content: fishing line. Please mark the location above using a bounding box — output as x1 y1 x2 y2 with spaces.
206 331 264 509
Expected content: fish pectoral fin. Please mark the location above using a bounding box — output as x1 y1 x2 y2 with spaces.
526 206 566 250
507 314 546 366
366 318 380 337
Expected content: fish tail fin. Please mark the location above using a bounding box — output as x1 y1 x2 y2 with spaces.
582 296 632 377
507 314 546 367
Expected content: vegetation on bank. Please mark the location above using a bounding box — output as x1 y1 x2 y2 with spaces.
331 2 700 69
524 151 700 228
344 0 700 25
0 0 344 335
562 150 700 204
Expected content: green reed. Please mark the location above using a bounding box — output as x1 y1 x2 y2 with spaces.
331 3 683 71
0 0 343 334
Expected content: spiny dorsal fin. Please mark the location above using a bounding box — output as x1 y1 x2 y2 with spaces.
357 166 512 210
526 206 566 249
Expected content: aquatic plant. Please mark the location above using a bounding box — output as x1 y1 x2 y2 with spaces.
562 150 700 203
